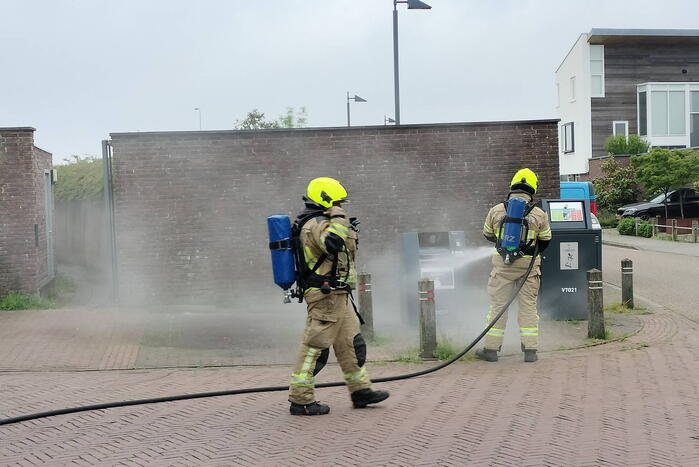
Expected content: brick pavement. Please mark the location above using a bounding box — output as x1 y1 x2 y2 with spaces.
1 294 698 466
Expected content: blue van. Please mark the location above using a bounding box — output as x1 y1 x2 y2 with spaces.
560 181 597 215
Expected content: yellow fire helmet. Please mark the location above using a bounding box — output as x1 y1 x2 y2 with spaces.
510 168 538 195
306 177 349 208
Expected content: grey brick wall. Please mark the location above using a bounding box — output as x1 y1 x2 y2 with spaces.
110 120 559 304
0 128 54 294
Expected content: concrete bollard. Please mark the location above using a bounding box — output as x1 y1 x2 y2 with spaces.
621 259 634 309
357 272 374 341
672 219 678 241
418 279 437 359
634 217 640 236
692 220 698 244
651 217 658 237
587 269 605 339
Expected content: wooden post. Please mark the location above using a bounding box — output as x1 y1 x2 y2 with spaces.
621 259 634 309
692 220 698 244
634 217 640 236
357 272 374 341
672 219 678 241
587 269 605 339
651 217 658 237
418 279 437 359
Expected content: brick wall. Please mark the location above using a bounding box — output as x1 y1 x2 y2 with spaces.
110 120 560 304
0 128 54 294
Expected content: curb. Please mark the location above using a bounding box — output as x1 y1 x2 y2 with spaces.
602 240 640 250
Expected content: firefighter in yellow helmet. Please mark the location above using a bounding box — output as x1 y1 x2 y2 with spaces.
288 177 389 415
476 168 552 363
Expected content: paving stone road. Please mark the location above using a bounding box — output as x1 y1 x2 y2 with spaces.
2 237 698 466
1 292 698 466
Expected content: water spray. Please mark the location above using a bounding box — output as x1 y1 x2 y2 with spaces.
0 246 538 427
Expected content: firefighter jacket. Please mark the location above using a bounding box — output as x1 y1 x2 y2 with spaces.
298 205 357 303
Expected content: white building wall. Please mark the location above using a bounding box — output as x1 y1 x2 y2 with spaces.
556 34 592 176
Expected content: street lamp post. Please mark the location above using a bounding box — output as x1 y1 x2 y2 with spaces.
346 92 367 127
392 0 431 125
194 107 202 130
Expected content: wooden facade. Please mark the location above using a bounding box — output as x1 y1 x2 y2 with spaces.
590 42 699 157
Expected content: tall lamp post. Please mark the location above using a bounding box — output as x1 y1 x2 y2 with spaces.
194 107 202 130
393 0 431 125
347 92 367 127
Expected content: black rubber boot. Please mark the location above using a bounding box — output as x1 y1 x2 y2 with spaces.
475 348 498 362
289 401 330 416
524 349 538 362
351 389 390 408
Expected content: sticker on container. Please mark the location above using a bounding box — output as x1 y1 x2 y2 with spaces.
560 242 579 270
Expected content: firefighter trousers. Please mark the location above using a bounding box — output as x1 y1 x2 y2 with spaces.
288 292 371 405
483 259 541 351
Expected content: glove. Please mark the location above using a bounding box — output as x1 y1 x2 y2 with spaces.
349 217 360 233
324 206 346 219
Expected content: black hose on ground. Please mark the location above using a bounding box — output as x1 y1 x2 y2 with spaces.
0 247 538 426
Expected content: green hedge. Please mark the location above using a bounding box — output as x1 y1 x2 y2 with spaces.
617 218 635 235
596 209 618 228
637 221 653 238
55 156 103 201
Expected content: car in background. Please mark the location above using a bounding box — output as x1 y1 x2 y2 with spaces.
617 188 699 220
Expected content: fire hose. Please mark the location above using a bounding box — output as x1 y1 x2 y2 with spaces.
0 246 538 426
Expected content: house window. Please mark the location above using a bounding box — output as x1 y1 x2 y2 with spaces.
570 76 576 101
651 88 686 136
562 122 575 153
613 121 629 137
556 83 560 107
638 91 647 136
590 45 604 97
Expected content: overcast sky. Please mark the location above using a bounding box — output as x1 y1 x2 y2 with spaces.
2 0 699 164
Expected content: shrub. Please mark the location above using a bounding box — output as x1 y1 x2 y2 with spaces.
626 134 650 155
637 221 653 238
0 292 54 311
591 158 638 211
617 218 636 236
604 134 650 156
604 135 628 155
596 209 618 228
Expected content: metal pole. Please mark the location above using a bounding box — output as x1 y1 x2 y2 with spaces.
102 140 118 303
346 92 351 127
358 272 374 340
587 269 605 339
621 259 634 309
392 3 400 125
418 279 436 359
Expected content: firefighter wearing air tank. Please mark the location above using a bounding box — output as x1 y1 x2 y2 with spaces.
476 168 552 363
288 177 389 415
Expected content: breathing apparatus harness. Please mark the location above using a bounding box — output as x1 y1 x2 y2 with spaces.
495 194 538 265
288 207 352 302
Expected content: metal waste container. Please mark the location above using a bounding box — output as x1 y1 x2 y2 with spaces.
400 231 468 324
539 199 602 320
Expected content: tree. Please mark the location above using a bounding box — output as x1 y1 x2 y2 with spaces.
591 157 638 212
278 106 307 128
631 148 699 218
54 155 103 201
233 109 281 130
233 107 308 130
